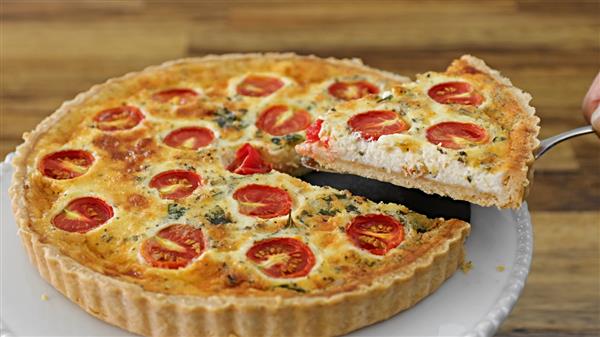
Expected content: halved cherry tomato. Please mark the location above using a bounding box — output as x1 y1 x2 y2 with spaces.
152 88 198 105
52 197 114 233
39 150 94 180
246 237 315 278
227 143 272 175
94 106 144 131
426 121 488 149
256 105 312 136
347 110 409 141
149 170 201 200
305 119 324 143
427 82 483 106
328 80 379 100
164 127 214 150
346 214 404 256
236 75 284 97
233 184 291 219
141 224 204 269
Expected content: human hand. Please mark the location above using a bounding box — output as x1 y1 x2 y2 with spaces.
582 72 600 136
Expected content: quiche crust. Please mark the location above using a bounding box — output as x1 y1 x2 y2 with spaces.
457 55 540 208
10 53 469 337
12 213 467 337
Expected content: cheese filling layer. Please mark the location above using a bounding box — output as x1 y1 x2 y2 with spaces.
324 131 506 199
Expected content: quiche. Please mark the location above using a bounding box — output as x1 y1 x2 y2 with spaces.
297 55 540 209
10 53 470 337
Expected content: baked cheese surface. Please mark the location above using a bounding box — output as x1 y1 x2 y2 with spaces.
19 54 469 297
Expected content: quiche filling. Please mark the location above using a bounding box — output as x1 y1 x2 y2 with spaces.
16 55 470 299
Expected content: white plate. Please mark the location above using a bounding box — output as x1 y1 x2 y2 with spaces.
0 152 532 337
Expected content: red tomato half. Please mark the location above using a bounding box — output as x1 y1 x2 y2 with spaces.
233 184 292 219
236 75 284 97
52 197 114 233
246 237 316 278
305 119 324 143
227 143 272 175
347 110 409 141
346 214 404 256
164 127 215 150
141 224 205 269
94 106 144 131
425 121 488 149
152 88 198 105
39 150 94 180
328 80 379 100
149 170 201 200
427 82 483 106
256 105 312 136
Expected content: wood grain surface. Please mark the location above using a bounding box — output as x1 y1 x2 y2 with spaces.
1 1 598 336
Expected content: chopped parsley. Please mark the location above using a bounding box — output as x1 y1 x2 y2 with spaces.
345 204 359 213
412 222 429 234
167 203 187 220
206 205 231 225
276 284 306 293
318 208 339 216
214 108 246 129
271 134 305 146
283 134 304 144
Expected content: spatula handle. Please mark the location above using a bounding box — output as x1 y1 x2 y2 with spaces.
534 125 595 159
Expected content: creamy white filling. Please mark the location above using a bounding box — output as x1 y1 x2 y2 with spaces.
327 132 505 196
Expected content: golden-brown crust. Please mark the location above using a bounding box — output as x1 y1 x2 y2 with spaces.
455 55 540 208
10 53 469 336
15 213 468 337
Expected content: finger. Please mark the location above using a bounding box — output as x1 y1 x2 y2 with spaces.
591 106 600 137
582 72 600 123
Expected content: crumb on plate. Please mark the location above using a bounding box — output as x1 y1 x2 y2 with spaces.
461 260 473 274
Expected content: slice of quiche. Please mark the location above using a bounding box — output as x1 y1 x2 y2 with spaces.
297 55 540 208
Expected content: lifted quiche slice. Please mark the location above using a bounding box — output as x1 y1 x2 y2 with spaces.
297 55 540 208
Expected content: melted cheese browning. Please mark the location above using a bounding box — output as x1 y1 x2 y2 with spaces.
21 55 466 297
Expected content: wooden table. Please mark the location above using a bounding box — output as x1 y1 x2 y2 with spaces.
1 1 598 336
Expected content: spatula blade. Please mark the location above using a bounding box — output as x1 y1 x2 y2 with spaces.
300 172 470 222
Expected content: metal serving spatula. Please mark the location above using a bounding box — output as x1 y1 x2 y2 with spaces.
300 125 596 222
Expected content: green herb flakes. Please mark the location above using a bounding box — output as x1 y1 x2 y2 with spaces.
206 205 231 225
167 203 187 220
276 284 306 293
